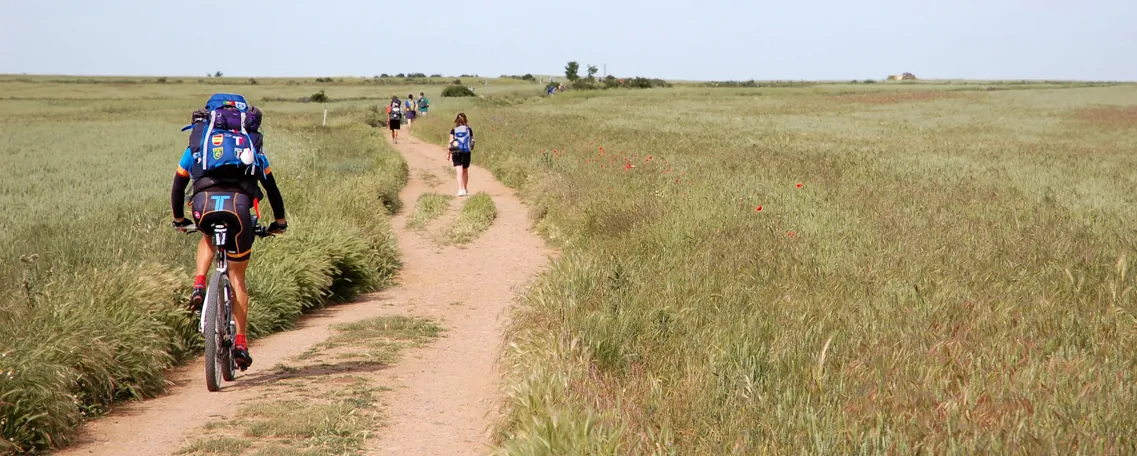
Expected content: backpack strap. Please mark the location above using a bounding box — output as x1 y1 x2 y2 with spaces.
201 111 218 172
239 111 256 176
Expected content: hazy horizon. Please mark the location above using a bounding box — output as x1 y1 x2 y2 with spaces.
2 0 1135 81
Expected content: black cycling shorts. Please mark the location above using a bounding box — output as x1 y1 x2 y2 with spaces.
389 119 401 130
191 191 254 262
450 151 471 168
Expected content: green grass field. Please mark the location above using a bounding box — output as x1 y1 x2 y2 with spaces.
0 78 422 453
4 74 1137 454
413 82 1137 454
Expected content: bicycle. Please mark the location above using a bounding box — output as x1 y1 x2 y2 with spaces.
175 201 275 392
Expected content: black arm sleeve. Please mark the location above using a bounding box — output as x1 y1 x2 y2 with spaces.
260 172 287 220
172 174 190 219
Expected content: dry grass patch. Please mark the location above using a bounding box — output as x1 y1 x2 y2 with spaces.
1071 105 1137 129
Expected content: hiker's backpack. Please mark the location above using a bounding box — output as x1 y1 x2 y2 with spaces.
182 93 262 181
389 102 403 120
452 125 472 153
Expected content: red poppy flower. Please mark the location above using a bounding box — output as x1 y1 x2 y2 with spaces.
796 183 803 188
756 206 763 212
787 232 795 237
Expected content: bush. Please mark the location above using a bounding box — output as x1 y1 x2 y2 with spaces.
501 74 538 82
442 85 476 97
407 72 426 78
571 79 598 90
430 74 442 78
364 104 388 128
156 77 168 84
453 78 462 86
248 78 258 85
309 90 329 103
625 77 654 89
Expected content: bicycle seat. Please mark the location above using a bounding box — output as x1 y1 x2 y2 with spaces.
196 211 241 234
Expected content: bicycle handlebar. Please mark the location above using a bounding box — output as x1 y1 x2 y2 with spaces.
173 222 277 238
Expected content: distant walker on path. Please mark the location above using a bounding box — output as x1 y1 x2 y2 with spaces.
447 112 475 196
387 96 403 144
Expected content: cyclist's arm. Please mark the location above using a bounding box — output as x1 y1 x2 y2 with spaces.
259 170 287 223
172 173 190 220
172 148 193 221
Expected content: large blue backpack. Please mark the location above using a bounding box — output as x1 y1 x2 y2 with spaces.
451 125 472 152
182 93 262 181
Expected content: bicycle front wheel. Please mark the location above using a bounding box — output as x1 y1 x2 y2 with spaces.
203 271 224 392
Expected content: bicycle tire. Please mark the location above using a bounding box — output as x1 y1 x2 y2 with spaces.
204 271 223 392
220 276 236 382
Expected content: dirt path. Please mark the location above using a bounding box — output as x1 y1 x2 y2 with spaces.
57 132 550 456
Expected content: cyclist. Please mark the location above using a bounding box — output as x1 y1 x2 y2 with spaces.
171 106 288 370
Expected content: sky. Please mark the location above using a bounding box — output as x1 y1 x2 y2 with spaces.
1 0 1135 81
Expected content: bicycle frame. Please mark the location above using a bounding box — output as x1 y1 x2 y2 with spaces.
199 225 231 334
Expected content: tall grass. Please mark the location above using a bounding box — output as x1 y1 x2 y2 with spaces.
447 193 497 245
414 85 1137 453
0 83 406 453
406 193 452 230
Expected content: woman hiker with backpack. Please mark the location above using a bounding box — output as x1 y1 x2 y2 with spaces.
447 112 475 196
404 94 417 126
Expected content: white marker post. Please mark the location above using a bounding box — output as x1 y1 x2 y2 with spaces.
322 103 328 127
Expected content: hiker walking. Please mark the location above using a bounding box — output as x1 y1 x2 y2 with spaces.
447 113 475 196
387 96 403 143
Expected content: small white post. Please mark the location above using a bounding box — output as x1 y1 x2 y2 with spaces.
322 103 327 127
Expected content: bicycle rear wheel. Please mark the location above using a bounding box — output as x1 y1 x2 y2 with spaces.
220 276 236 382
203 271 224 392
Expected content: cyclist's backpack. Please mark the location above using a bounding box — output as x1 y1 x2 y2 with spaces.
182 93 262 181
452 125 472 152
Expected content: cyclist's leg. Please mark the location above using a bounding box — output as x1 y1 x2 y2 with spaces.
227 256 253 368
190 193 218 311
196 235 214 277
228 259 250 337
223 192 256 366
